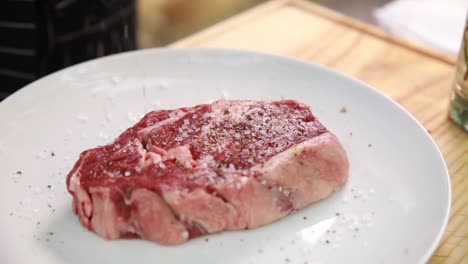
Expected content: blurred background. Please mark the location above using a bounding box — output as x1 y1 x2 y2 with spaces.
137 0 392 49
1 0 466 100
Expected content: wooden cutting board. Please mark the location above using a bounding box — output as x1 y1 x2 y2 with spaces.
170 0 468 263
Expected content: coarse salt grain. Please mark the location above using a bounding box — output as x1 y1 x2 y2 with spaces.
36 151 49 160
105 112 112 122
124 171 131 177
76 114 89 123
127 112 138 122
110 76 121 84
151 100 161 108
98 132 108 140
179 214 186 221
221 90 229 99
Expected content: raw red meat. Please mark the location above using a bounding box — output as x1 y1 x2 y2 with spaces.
67 100 349 245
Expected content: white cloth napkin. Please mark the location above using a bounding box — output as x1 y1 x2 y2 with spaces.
373 0 468 55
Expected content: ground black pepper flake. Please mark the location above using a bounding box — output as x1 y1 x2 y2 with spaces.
368 143 372 147
48 232 54 236
335 212 340 216
326 240 330 244
354 228 359 232
47 185 52 189
45 238 51 242
51 152 55 157
340 107 347 113
285 258 291 263
9 212 13 216
223 109 230 115
16 171 22 175
240 238 244 242
205 238 209 242
48 204 52 208
37 221 40 225
303 216 307 220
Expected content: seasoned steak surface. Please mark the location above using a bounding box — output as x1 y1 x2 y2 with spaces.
67 100 349 245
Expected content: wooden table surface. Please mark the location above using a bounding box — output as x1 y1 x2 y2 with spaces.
170 0 468 263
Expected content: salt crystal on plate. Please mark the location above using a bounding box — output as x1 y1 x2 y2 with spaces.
105 112 113 122
110 76 122 84
76 114 89 123
151 100 161 108
159 80 168 90
36 151 49 160
221 90 229 99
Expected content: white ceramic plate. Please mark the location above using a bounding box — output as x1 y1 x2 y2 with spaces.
0 48 450 264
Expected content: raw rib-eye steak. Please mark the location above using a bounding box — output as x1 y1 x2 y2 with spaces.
67 100 349 245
